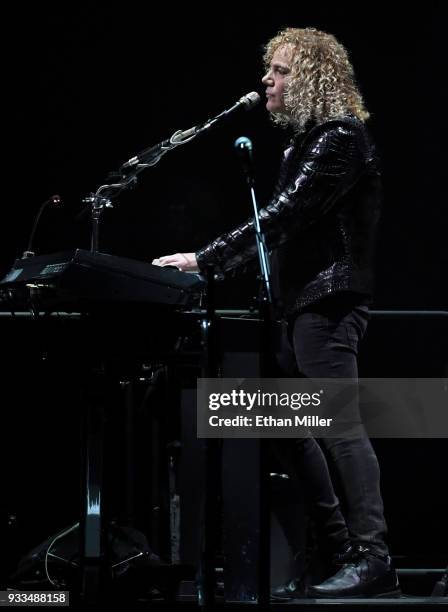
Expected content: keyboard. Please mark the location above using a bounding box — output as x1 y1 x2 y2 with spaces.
0 249 205 310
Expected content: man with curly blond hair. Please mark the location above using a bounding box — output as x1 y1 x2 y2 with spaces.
154 28 400 599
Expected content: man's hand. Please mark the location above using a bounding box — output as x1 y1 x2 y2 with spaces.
152 252 199 272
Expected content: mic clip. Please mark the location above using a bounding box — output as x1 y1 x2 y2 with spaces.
82 195 113 210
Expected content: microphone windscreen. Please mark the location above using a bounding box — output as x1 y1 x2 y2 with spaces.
240 91 260 109
234 136 253 152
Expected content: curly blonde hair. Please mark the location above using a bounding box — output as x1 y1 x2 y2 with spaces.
264 27 370 133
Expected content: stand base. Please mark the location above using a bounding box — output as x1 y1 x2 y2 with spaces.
6 522 192 601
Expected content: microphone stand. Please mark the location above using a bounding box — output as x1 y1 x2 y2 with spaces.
82 127 198 255
237 149 274 609
81 91 260 255
248 185 274 310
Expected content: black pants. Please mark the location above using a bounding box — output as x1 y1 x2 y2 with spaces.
273 297 389 558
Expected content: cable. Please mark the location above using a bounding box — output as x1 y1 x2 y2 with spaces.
44 523 79 587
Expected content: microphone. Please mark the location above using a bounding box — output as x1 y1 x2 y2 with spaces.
234 136 254 186
121 92 260 170
197 91 260 134
22 195 62 258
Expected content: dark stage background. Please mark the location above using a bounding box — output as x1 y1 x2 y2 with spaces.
1 2 447 588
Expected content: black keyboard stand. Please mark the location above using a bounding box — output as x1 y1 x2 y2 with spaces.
78 358 109 603
197 265 221 609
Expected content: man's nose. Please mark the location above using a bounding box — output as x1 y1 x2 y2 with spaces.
262 72 273 85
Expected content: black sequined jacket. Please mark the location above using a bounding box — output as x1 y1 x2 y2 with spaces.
195 116 382 315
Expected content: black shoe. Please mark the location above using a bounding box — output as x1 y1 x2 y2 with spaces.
271 578 306 601
307 545 401 599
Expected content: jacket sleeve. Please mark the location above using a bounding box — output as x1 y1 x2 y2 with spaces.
196 121 367 274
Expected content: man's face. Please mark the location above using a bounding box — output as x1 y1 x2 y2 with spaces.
262 45 293 114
